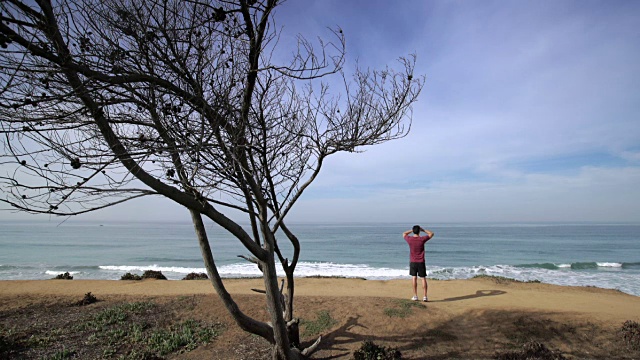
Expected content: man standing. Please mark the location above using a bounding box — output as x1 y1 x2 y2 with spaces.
403 225 435 302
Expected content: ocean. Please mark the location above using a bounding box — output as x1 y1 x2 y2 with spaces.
1 220 639 296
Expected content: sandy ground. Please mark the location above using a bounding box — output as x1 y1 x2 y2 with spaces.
2 277 638 323
1 277 639 359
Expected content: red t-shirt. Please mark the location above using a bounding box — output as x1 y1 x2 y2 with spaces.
404 234 431 262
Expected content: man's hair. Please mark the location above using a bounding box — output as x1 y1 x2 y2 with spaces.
412 225 421 235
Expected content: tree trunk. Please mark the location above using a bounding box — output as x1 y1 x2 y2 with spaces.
262 249 293 358
191 210 306 359
189 211 275 341
283 268 300 348
288 320 300 348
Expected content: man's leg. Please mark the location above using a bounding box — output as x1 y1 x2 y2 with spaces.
418 262 428 301
412 276 418 297
422 277 428 298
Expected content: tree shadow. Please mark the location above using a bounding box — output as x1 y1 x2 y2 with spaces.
308 305 599 360
305 315 366 359
430 289 506 302
307 292 506 359
309 313 466 360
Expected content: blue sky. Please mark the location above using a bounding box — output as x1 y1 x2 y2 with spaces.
276 0 640 223
3 0 640 223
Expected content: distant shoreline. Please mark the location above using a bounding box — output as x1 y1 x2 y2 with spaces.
2 218 640 225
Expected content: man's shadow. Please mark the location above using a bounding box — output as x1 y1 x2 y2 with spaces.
430 290 506 302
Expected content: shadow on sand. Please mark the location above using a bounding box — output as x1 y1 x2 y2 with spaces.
308 313 468 360
307 290 507 359
431 289 506 302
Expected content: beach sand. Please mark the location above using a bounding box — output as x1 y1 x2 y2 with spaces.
1 277 639 359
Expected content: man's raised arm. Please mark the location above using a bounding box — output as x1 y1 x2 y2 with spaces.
422 228 435 239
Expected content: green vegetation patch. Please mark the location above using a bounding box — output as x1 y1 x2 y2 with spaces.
147 319 221 355
44 348 74 360
383 299 424 318
301 310 338 336
74 301 156 331
1 300 224 359
80 301 224 357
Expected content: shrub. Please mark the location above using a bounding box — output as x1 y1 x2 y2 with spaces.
142 270 167 280
53 272 73 280
121 272 142 280
620 320 640 351
353 340 402 360
182 272 208 280
74 292 98 306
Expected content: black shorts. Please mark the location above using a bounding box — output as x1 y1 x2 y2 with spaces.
409 262 426 277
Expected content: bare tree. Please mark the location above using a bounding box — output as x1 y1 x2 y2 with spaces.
0 0 423 358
